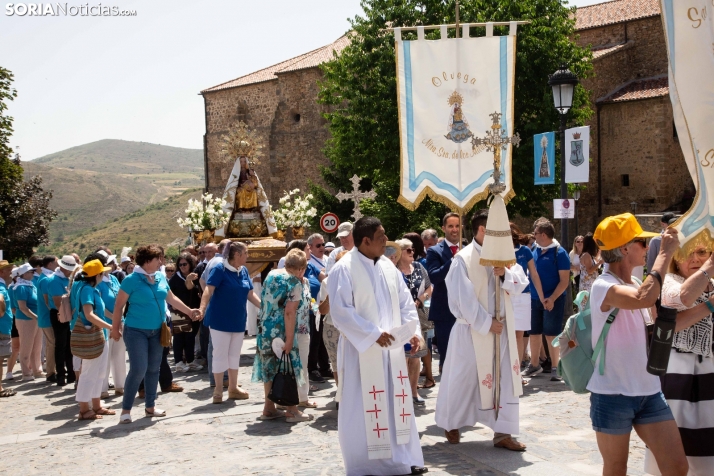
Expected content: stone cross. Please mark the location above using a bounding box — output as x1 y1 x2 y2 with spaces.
336 174 377 221
471 111 521 194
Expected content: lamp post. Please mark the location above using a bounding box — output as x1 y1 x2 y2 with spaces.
573 188 581 237
549 64 579 246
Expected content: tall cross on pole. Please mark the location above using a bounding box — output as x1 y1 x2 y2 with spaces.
470 111 520 421
336 174 377 221
471 111 521 195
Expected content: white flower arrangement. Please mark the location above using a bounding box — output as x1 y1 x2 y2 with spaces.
177 193 230 231
272 189 317 229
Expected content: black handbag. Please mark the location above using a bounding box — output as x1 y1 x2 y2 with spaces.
268 352 299 406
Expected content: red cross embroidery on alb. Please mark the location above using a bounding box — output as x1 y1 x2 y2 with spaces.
366 404 381 419
400 409 411 423
369 385 385 400
513 360 519 374
373 423 388 438
482 373 493 389
395 390 408 404
397 370 409 386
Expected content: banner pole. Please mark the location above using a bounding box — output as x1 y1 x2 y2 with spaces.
455 0 460 38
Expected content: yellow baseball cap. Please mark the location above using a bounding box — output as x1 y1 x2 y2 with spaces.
594 213 659 251
82 259 111 278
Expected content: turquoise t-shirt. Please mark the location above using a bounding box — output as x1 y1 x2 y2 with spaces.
8 285 16 314
98 275 120 315
47 273 70 310
36 274 52 328
14 284 38 321
120 272 168 330
0 282 13 335
77 282 107 340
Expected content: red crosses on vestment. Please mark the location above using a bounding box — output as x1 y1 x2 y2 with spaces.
399 409 411 423
395 390 408 404
369 385 385 400
373 423 388 438
513 360 519 374
366 404 381 419
482 373 493 390
397 370 409 386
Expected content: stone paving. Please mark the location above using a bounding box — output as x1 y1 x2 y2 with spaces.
0 337 648 475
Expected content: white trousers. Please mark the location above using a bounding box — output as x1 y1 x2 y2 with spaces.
103 336 127 392
75 341 109 403
297 333 310 402
246 282 261 336
210 329 244 374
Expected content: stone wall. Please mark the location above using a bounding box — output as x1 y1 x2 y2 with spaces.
202 68 331 207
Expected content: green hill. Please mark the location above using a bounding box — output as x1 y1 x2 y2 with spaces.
39 188 203 256
23 139 206 243
33 139 204 175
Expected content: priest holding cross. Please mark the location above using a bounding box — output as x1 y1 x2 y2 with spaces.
328 217 427 476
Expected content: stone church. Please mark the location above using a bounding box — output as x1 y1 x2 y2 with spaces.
200 0 693 235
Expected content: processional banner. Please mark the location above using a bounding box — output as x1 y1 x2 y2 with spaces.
564 126 590 184
396 24 517 211
661 0 714 249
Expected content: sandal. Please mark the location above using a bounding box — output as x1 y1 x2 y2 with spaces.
213 393 223 404
119 413 132 424
259 409 286 420
419 377 436 389
285 411 314 423
78 410 102 420
298 400 318 408
145 407 166 417
228 389 249 400
93 407 116 416
0 389 16 397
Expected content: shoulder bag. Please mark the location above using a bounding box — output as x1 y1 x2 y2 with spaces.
58 270 78 324
70 283 105 360
268 352 299 406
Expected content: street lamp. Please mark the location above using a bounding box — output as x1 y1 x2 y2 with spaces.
573 188 581 237
549 64 579 246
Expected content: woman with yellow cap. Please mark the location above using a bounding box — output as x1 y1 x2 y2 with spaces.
74 258 114 421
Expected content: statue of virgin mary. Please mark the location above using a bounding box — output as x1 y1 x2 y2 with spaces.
214 122 277 239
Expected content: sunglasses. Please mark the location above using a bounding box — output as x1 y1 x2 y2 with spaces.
179 262 190 267
633 238 647 246
314 243 325 248
405 248 414 254
576 240 583 243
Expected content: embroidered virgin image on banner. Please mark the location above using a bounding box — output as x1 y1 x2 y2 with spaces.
395 27 517 211
534 132 555 185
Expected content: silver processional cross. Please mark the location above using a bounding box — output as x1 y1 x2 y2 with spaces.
471 111 521 194
336 174 377 221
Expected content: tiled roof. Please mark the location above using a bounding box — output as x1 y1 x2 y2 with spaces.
201 35 350 94
575 0 661 30
592 40 634 60
597 75 668 103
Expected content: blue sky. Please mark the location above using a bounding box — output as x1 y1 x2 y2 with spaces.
1 0 605 160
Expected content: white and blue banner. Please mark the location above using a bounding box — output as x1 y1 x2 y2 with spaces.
564 126 590 184
395 23 517 211
534 132 555 185
661 0 714 251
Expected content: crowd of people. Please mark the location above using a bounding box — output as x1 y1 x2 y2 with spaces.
0 210 708 475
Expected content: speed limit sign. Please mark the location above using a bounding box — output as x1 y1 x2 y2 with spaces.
320 213 340 234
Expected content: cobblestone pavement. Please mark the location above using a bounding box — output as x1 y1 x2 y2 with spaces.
0 337 647 475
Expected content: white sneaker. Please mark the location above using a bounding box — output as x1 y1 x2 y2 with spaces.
22 375 36 382
188 362 203 371
4 372 14 381
175 362 188 372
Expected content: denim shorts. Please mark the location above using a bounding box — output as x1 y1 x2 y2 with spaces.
590 392 674 435
530 294 565 336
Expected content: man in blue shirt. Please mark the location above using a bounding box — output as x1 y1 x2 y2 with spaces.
47 255 79 387
34 256 58 382
523 219 571 381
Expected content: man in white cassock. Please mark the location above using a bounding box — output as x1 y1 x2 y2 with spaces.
435 209 529 450
328 217 428 476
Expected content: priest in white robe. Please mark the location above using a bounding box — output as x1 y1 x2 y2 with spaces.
435 209 529 451
329 217 427 476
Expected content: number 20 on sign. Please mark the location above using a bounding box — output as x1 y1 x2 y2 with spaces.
320 213 340 234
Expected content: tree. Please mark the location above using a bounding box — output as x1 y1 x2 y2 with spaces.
314 0 592 238
0 67 56 261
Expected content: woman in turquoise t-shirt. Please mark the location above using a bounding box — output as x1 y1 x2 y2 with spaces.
110 245 200 424
14 264 43 381
74 259 114 421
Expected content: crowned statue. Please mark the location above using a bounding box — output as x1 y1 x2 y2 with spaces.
214 122 277 239
445 91 473 143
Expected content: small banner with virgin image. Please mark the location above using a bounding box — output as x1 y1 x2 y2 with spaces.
534 132 555 185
